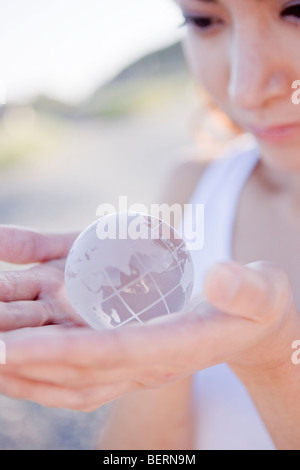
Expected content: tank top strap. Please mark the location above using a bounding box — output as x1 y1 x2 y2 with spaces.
184 136 260 298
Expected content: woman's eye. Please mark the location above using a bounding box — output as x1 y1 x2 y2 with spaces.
182 15 219 31
281 3 300 21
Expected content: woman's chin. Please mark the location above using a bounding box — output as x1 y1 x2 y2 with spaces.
258 141 300 174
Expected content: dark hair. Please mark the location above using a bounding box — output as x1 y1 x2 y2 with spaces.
189 81 243 156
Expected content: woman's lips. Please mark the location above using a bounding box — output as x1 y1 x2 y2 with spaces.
249 123 300 143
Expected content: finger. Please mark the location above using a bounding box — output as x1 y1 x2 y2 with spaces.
0 270 41 302
203 261 293 322
0 363 90 387
0 300 51 331
3 321 178 370
0 372 136 411
2 313 227 374
4 326 126 366
1 308 266 383
0 355 156 388
0 225 78 264
1 363 121 388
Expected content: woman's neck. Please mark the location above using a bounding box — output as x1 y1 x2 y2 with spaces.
257 157 300 225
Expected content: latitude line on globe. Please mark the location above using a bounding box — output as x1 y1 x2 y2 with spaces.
103 260 182 323
87 262 178 306
134 252 172 317
159 238 184 275
134 280 184 319
103 267 144 324
147 218 185 258
104 279 188 328
158 239 185 275
92 260 165 304
131 281 185 320
91 241 184 305
148 222 185 275
91 258 162 302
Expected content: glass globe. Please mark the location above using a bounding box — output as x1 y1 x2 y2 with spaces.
65 212 194 329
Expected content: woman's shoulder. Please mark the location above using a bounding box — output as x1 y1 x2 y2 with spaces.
162 147 213 209
162 136 259 209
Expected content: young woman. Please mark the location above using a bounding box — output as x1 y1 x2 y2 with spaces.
0 0 300 450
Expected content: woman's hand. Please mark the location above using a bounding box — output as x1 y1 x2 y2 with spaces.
0 225 84 330
0 260 298 415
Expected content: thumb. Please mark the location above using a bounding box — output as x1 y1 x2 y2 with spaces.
0 225 79 264
203 260 293 323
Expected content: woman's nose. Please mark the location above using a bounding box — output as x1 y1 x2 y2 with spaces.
227 26 290 110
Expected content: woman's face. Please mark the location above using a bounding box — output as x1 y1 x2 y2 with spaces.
178 0 300 171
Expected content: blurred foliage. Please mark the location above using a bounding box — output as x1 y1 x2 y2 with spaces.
0 108 69 169
80 42 188 118
0 42 188 168
82 74 188 118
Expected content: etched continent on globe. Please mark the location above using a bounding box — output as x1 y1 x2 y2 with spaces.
65 212 194 330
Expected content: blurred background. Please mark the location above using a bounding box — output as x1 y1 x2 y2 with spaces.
0 0 234 449
0 0 193 235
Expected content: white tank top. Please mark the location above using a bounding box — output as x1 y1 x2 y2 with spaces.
185 136 276 450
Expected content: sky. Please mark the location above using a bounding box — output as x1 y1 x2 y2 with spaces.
0 0 184 104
